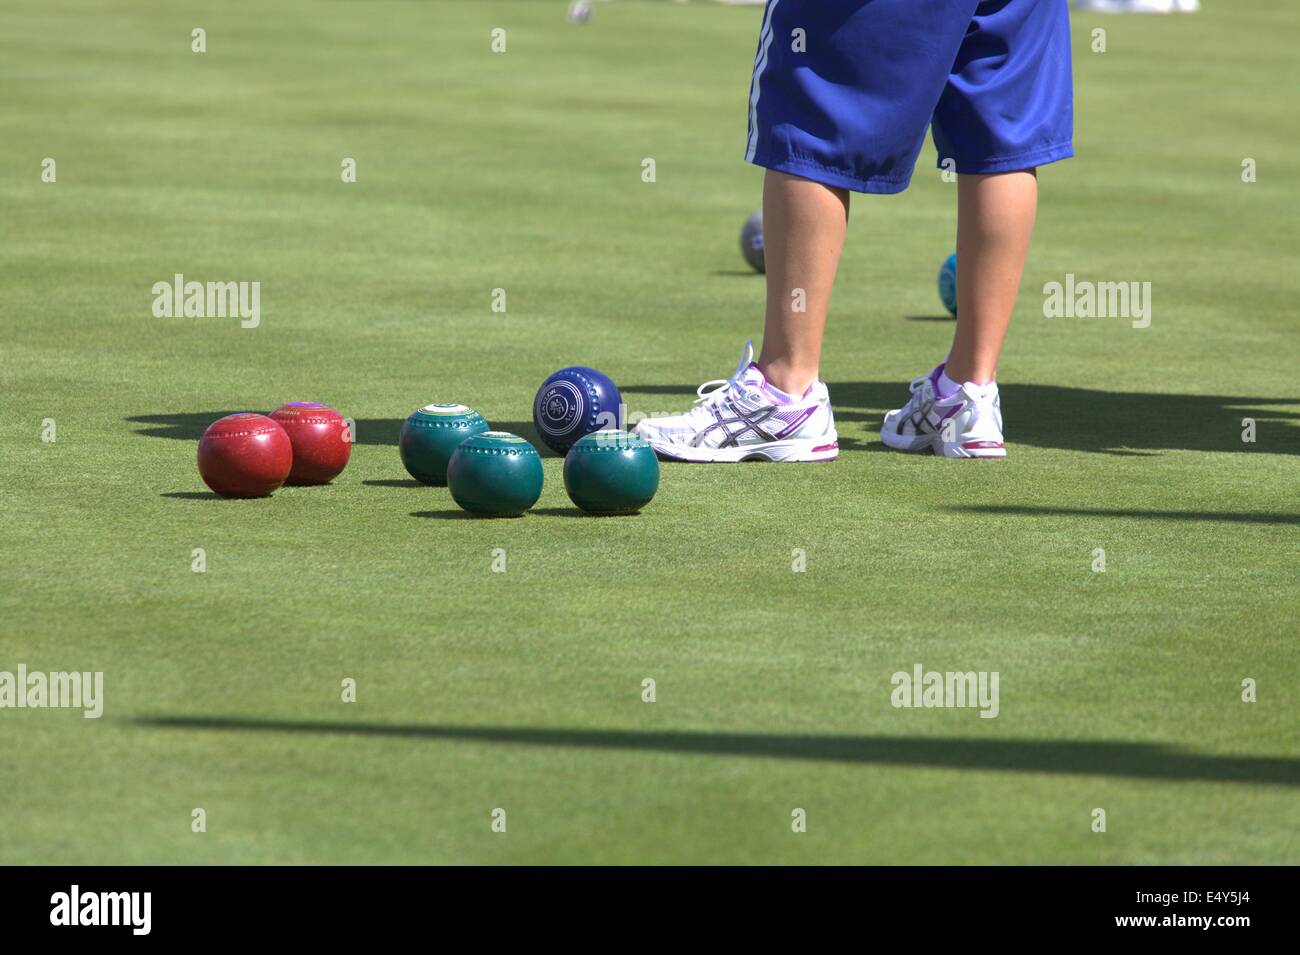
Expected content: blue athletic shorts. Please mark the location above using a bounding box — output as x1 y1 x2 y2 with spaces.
745 0 1074 194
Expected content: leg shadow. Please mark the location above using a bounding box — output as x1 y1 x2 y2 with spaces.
950 504 1300 526
136 717 1300 787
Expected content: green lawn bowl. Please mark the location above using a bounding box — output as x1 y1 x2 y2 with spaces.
398 404 489 485
446 431 544 516
563 429 660 515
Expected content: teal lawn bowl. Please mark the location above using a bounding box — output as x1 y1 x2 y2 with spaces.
399 404 489 485
563 429 660 515
446 431 544 517
938 252 958 318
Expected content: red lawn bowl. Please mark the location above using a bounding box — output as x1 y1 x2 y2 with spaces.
269 402 351 485
197 413 293 498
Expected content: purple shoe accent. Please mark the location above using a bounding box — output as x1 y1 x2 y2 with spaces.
962 440 1004 450
934 401 963 424
812 441 839 453
928 362 946 390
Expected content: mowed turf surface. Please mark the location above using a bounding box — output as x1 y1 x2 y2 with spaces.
1 1 1297 864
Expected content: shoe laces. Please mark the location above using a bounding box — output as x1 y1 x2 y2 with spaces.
681 376 738 425
694 377 734 405
902 374 935 412
685 339 757 420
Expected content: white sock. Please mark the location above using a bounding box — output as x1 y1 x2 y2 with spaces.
937 371 963 399
939 370 994 400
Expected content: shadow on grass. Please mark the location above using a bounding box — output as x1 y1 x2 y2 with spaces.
622 382 1300 456
127 412 404 446
411 510 522 520
531 507 640 518
905 314 957 323
160 491 227 500
412 507 636 519
128 385 1300 458
136 717 1300 787
363 479 428 489
951 505 1300 526
126 412 562 457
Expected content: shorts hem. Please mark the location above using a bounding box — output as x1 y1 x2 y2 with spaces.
747 149 913 195
944 142 1075 175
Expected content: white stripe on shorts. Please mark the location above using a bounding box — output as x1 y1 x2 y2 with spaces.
745 0 780 163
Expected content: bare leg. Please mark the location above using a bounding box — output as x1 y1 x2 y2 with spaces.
755 170 849 395
945 170 1038 384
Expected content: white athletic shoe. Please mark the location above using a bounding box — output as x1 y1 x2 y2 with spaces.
634 340 839 462
881 365 1006 459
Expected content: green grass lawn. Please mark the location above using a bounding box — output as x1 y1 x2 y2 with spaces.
1 0 1296 864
